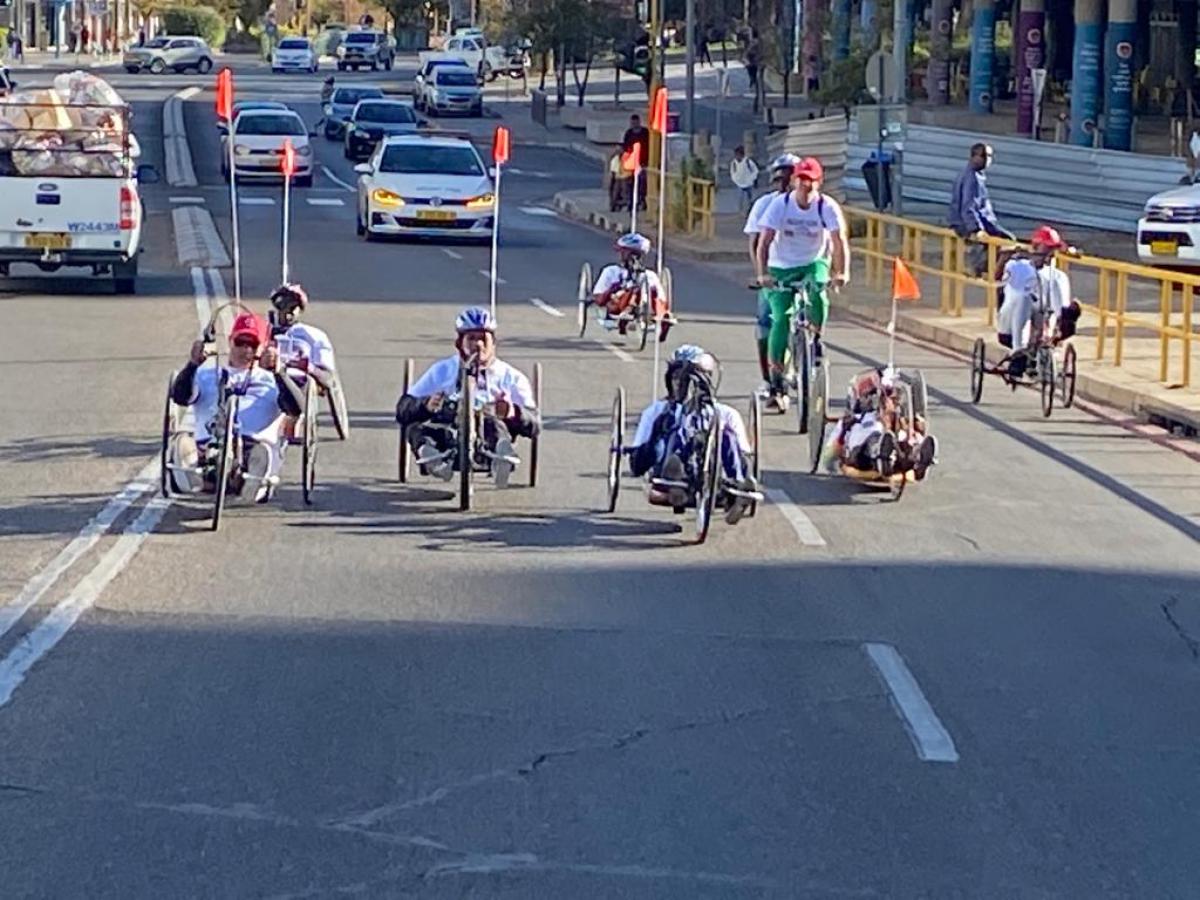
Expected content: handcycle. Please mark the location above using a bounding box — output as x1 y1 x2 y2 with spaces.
397 355 543 512
576 261 675 352
753 273 825 433
969 298 1077 418
270 321 352 442
806 367 931 501
604 365 764 544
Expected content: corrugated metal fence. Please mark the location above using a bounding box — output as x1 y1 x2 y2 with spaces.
766 114 849 200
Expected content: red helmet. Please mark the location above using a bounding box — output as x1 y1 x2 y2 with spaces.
1030 225 1067 251
793 157 824 182
229 311 268 347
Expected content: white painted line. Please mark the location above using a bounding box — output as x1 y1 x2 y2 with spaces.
321 165 356 192
305 197 345 207
442 248 463 260
764 488 827 547
177 86 202 101
0 460 156 644
169 196 205 204
592 339 634 363
519 206 558 217
864 643 959 764
239 197 275 206
529 297 563 318
478 269 506 285
0 497 171 709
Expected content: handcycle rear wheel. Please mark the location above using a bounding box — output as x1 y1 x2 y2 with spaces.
694 415 721 545
325 372 350 441
606 386 625 513
637 283 652 352
970 338 986 404
161 370 176 498
576 263 592 338
211 394 237 532
807 362 830 474
528 362 542 487
301 377 319 506
661 266 674 318
1060 343 1077 409
747 393 762 517
397 358 413 483
457 365 475 512
1038 346 1055 418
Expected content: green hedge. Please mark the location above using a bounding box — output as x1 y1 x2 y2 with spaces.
161 6 227 50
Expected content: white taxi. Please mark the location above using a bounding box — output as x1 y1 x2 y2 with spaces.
222 109 315 186
354 134 495 242
272 37 319 74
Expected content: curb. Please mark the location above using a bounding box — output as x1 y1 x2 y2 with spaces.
162 89 198 188
172 206 232 268
842 300 1200 434
524 139 610 165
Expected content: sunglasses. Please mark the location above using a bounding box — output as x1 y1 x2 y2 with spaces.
232 338 259 349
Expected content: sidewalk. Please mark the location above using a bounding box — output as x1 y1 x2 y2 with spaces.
6 49 122 71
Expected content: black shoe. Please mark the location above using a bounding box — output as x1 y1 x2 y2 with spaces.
876 432 897 478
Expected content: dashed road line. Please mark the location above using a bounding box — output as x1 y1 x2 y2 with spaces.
864 643 959 764
320 165 356 192
593 339 634 363
519 206 558 217
529 297 563 317
239 197 276 206
764 488 827 547
305 197 345 207
442 248 463 260
478 269 506 285
170 196 206 204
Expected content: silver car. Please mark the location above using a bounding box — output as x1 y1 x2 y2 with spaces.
124 36 214 75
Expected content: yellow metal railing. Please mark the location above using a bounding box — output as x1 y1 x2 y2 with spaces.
641 169 715 240
846 205 1199 389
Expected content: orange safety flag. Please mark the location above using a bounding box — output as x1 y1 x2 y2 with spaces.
650 86 669 133
281 138 296 178
621 142 642 173
492 125 511 165
216 68 233 120
891 257 921 302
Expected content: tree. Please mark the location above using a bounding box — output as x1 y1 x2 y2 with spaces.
511 0 627 106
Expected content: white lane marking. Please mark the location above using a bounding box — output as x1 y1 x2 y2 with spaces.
305 197 345 207
191 267 210 335
239 197 275 206
764 488 827 547
0 497 171 709
0 461 156 644
519 206 558 216
593 339 634 363
442 248 463 260
864 643 959 764
479 269 506 285
321 165 357 192
170 196 205 204
529 297 563 318
177 86 202 101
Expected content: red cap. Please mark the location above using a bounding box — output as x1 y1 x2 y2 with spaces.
229 311 268 346
1030 225 1066 250
794 157 824 182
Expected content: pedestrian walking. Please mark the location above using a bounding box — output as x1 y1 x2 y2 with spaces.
948 142 1015 276
744 32 760 93
696 24 712 67
729 145 759 210
80 24 90 55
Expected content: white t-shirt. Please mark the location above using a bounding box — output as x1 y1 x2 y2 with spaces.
729 156 759 189
761 192 843 268
631 399 752 454
592 265 664 300
275 322 336 372
186 362 286 444
743 191 785 268
408 354 537 410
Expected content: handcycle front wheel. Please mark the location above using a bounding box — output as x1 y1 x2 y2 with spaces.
457 365 475 512
747 392 762 517
606 386 625 513
694 415 721 545
161 370 177 498
576 262 592 338
1060 343 1077 409
528 362 542 487
1038 345 1055 418
397 358 413 483
211 395 237 532
301 377 319 506
969 338 986 404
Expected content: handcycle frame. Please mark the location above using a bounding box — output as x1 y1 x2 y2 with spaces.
397 355 543 511
969 302 1077 419
577 261 675 352
271 324 351 442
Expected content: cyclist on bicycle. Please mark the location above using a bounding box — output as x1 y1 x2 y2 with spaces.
996 225 1079 378
628 345 759 524
394 306 539 488
743 152 799 391
821 368 938 481
591 232 673 341
754 157 850 412
168 311 305 502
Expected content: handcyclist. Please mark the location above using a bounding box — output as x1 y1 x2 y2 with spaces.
591 232 673 341
268 283 337 382
754 157 850 412
628 345 760 525
996 225 1080 378
394 306 539 488
168 311 305 503
743 152 799 393
821 368 938 481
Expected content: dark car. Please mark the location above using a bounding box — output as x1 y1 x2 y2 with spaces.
322 85 386 140
343 100 422 160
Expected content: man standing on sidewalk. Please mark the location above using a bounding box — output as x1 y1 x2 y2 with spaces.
949 142 1014 275
729 145 759 210
621 114 650 212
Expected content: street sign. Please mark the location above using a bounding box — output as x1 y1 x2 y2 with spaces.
865 50 897 101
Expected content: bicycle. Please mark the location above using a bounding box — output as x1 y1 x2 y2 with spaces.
751 273 824 433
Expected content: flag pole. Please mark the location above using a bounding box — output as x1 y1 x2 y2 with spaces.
653 87 668 277
489 162 502 322
218 69 243 303
282 156 292 284
630 162 639 233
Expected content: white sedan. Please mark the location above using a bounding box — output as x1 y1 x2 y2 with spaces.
354 134 495 242
272 37 319 73
1137 181 1200 269
222 109 315 186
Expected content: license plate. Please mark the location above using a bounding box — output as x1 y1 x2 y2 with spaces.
1150 239 1178 256
417 210 455 221
25 233 71 250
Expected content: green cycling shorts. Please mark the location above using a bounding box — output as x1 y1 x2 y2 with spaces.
765 259 831 365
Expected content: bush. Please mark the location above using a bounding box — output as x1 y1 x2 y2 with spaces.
161 6 227 50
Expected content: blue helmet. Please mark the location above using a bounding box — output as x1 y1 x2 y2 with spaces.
455 306 496 334
615 232 651 257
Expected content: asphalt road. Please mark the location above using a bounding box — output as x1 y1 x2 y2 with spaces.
1 59 1199 899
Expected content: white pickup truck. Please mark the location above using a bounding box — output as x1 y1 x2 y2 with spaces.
419 36 512 81
0 95 158 293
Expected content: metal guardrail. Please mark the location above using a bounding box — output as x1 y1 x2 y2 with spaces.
845 204 1199 389
645 169 715 239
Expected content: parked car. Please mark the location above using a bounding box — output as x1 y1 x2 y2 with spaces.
322 84 386 140
421 35 509 81
412 57 473 110
344 99 422 161
355 133 495 243
1137 180 1200 269
420 66 484 118
221 109 315 186
123 36 214 74
272 37 318 74
336 30 394 71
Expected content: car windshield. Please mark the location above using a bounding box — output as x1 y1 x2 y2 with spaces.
357 103 415 124
345 33 376 43
279 39 309 49
437 71 478 87
144 38 168 48
237 114 306 136
333 88 384 105
380 144 483 176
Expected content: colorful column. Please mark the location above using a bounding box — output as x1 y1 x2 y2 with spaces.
1015 0 1046 135
928 0 952 105
860 0 878 51
969 0 996 114
1069 0 1104 146
1103 0 1136 151
832 0 850 60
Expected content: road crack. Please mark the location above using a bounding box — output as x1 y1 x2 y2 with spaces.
1162 597 1200 661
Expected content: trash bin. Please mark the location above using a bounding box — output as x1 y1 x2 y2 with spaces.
861 151 893 211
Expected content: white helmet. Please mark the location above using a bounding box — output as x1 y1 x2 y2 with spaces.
454 306 497 334
770 153 800 174
615 232 651 256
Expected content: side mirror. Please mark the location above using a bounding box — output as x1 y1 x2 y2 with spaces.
353 163 372 175
488 166 497 178
217 121 228 135
308 129 318 138
136 164 161 184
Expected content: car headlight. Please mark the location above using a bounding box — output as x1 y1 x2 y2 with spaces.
297 145 312 156
371 188 404 207
465 193 495 209
234 144 251 156
323 103 332 115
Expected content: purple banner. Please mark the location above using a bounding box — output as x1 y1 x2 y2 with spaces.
1015 9 1046 135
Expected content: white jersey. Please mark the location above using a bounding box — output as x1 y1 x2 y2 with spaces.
760 192 843 268
408 354 537 410
632 399 752 454
275 322 336 372
743 190 784 268
592 264 664 300
999 258 1068 350
186 362 286 444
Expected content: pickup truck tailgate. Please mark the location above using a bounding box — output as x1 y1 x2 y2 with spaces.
0 177 139 254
